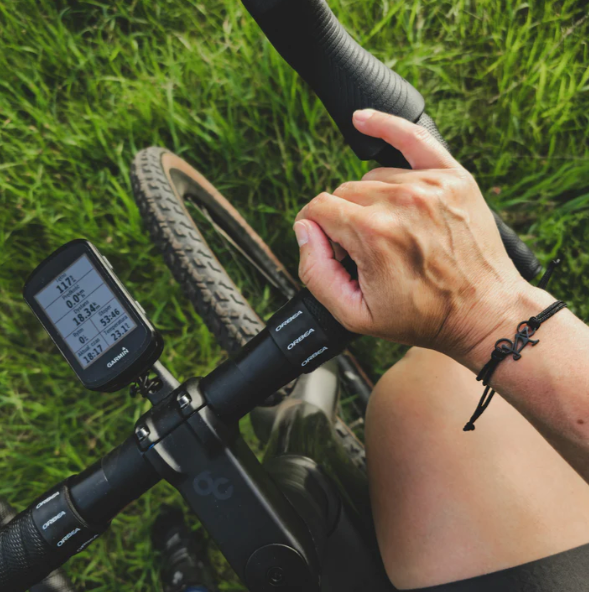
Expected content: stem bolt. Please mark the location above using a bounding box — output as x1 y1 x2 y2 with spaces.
136 425 150 441
177 392 191 409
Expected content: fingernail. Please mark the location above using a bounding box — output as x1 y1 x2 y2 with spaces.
293 221 309 247
353 109 376 125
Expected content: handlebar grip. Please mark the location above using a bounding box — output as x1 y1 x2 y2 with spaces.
0 497 77 592
242 0 424 166
0 483 105 592
0 506 60 591
490 211 542 281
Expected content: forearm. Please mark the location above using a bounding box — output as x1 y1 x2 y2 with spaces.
460 285 589 483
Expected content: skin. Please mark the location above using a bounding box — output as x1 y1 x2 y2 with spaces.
366 347 589 589
293 109 589 588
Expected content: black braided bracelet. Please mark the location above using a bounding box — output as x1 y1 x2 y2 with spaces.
464 259 567 431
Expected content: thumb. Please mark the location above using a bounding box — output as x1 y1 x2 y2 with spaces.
294 220 367 332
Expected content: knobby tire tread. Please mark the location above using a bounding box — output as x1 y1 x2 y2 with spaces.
130 147 264 355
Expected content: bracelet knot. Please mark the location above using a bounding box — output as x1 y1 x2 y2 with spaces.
527 316 541 330
491 348 508 362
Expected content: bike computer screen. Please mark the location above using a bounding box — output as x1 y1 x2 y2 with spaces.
23 239 163 392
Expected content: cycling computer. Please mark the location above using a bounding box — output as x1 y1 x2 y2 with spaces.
23 239 164 392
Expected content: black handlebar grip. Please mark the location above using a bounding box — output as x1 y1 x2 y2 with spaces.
490 211 542 281
242 0 424 167
0 506 60 592
298 288 355 348
0 497 77 592
0 483 105 592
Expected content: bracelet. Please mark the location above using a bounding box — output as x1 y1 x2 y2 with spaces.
464 259 566 431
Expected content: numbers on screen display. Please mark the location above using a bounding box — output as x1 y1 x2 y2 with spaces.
72 302 99 327
82 343 103 365
110 322 131 342
55 275 75 294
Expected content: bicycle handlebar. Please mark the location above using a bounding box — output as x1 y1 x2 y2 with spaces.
0 437 159 591
203 0 546 415
201 288 352 417
242 0 542 281
0 494 80 592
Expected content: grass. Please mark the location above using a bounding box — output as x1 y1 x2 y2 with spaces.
0 0 588 589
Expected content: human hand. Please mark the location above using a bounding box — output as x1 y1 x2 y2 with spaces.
294 109 541 364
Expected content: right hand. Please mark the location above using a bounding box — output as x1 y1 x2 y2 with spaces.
293 110 543 365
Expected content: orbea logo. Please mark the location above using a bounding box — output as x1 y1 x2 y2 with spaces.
107 347 129 368
275 310 303 332
288 328 314 350
301 346 328 367
57 528 81 547
43 511 66 531
36 491 59 510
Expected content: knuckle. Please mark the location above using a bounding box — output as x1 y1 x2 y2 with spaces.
355 213 376 236
369 210 393 235
316 191 332 204
334 181 356 196
441 170 476 201
399 183 431 208
431 175 457 196
357 208 393 239
362 167 387 181
306 191 331 214
453 166 474 182
446 167 475 191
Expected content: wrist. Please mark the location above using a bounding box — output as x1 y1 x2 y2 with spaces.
452 280 556 373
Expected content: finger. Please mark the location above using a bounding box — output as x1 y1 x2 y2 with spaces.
295 192 361 248
333 180 397 206
293 220 370 333
362 167 424 183
352 110 460 170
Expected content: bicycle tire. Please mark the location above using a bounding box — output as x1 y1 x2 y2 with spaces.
130 147 279 354
130 147 367 470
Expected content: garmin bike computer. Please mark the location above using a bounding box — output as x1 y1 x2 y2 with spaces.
23 239 164 392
